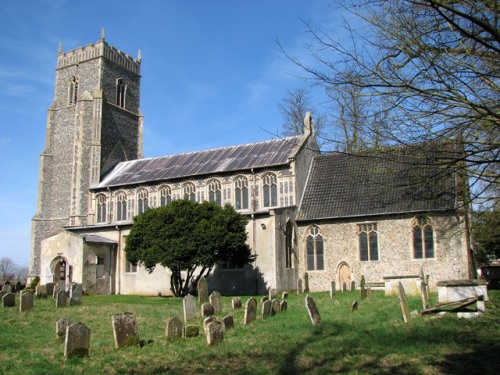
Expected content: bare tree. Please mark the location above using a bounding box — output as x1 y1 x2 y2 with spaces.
15 266 29 282
0 257 17 282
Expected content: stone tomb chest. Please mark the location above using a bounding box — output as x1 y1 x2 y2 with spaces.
437 279 488 303
383 275 421 296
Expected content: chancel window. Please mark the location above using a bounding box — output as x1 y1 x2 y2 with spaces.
160 186 172 207
137 189 149 215
96 194 107 223
116 78 127 108
234 176 249 210
208 180 222 206
412 216 434 259
306 225 324 271
263 173 277 207
184 183 196 202
116 192 127 221
68 76 79 105
358 223 379 261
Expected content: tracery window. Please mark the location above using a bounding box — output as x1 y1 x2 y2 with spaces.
234 176 249 210
96 194 107 223
306 225 324 271
208 180 222 206
183 183 196 202
116 192 128 221
68 76 79 105
263 173 277 207
116 78 127 108
159 186 172 207
358 223 379 261
412 216 434 259
137 189 149 215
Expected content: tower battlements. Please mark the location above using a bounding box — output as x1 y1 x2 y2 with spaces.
57 39 141 75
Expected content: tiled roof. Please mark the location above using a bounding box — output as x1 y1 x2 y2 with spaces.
298 145 458 221
92 135 304 189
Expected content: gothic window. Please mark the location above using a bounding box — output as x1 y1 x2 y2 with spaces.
208 180 222 206
68 76 79 105
412 216 434 259
96 194 107 223
116 192 127 221
159 186 172 207
116 78 127 108
234 176 249 210
263 173 277 208
183 183 196 202
306 225 324 271
137 189 149 215
358 223 379 261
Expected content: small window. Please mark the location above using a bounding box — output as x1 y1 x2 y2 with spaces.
116 192 127 221
160 186 172 207
68 76 79 105
116 78 127 108
96 194 107 223
234 176 249 210
263 173 277 207
413 217 434 259
137 189 149 215
184 183 196 202
208 180 222 206
125 259 137 273
306 225 324 271
358 223 378 261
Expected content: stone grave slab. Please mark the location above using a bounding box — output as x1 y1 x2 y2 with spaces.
112 312 140 348
19 291 33 312
2 292 15 308
222 315 234 330
64 322 90 359
243 298 257 325
231 297 242 309
209 291 222 314
197 277 209 304
165 316 183 339
56 318 74 338
206 321 224 346
70 283 82 305
56 290 67 308
201 302 214 317
261 300 271 320
183 294 197 323
305 295 321 325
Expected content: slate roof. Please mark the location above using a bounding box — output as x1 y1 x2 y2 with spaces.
297 145 458 221
80 234 117 245
92 135 304 189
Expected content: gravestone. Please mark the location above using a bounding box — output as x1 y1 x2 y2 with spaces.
342 282 347 292
261 300 271 320
35 285 47 298
19 291 33 312
367 286 372 298
2 284 12 293
271 299 280 316
70 283 82 305
183 294 197 323
56 290 67 308
268 288 277 300
260 296 268 303
206 321 224 346
165 316 183 339
64 322 90 359
280 300 288 312
197 277 209 304
184 324 200 338
243 298 257 325
282 292 288 300
305 295 321 325
297 279 303 294
420 269 430 309
304 272 310 293
46 282 54 296
222 315 234 330
209 291 222 314
351 281 356 292
201 303 214 317
330 281 336 299
360 276 367 299
397 282 411 324
231 297 242 309
203 316 216 334
15 281 22 293
56 318 73 338
53 281 65 298
112 312 140 348
0 291 5 300
2 293 15 308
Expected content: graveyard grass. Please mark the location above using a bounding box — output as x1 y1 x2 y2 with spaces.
1 290 499 374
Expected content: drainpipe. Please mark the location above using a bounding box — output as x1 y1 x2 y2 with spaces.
115 226 121 295
251 168 257 294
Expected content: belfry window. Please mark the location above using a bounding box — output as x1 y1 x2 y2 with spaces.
96 194 107 223
358 223 379 261
184 183 196 202
234 176 249 210
160 186 172 207
263 173 277 207
116 192 127 221
68 76 79 105
208 180 222 206
116 78 127 108
137 189 149 215
413 216 434 259
306 225 324 271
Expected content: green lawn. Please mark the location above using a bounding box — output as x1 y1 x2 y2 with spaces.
1 290 499 374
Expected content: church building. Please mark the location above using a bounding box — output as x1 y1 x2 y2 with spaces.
29 34 473 296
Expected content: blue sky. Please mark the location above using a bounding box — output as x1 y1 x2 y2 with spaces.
0 0 345 268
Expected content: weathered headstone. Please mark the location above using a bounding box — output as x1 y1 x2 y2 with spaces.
2 284 12 293
46 282 54 296
2 292 15 308
261 300 271 320
19 291 33 312
360 276 367 299
56 290 67 308
420 269 430 310
305 295 321 325
201 302 214 317
183 294 197 323
304 272 310 293
351 281 356 292
342 282 347 292
397 282 411 324
197 277 209 304
206 321 224 346
282 291 288 300
260 296 268 303
165 316 183 339
64 322 90 359
35 285 47 298
184 324 200 338
56 318 73 338
330 281 336 299
222 315 234 330
367 286 372 298
268 288 277 300
231 297 242 309
280 300 288 312
112 312 140 348
271 299 280 316
297 279 303 294
203 316 216 334
53 281 65 299
70 283 82 305
243 297 257 325
209 291 222 314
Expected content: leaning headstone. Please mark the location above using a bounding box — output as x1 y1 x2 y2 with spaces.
19 291 33 312
197 277 209 304
280 300 288 312
222 315 234 330
397 282 411 324
304 272 310 293
330 281 336 299
206 321 224 346
305 295 321 325
2 284 12 293
183 294 197 323
35 285 47 299
360 276 367 299
271 299 280 316
165 316 183 339
46 282 54 296
282 291 288 300
70 283 82 305
420 269 430 310
184 324 200 338
56 290 67 308
56 318 73 338
209 291 222 314
268 288 277 300
231 297 242 309
201 302 214 317
2 293 15 308
112 312 140 348
64 322 90 359
261 300 272 320
243 297 257 325
297 279 303 294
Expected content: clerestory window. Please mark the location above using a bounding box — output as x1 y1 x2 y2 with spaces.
183 183 196 202
208 180 222 206
263 173 277 208
234 176 249 210
96 194 107 223
137 189 149 215
116 192 127 221
159 186 172 207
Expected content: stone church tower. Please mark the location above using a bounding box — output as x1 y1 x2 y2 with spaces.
29 31 143 277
